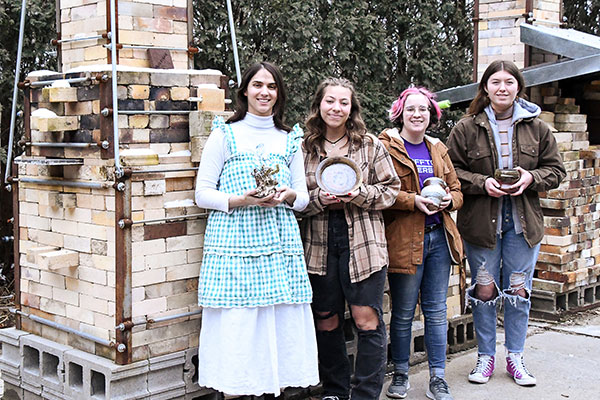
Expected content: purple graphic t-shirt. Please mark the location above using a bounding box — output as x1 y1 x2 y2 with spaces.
404 140 442 226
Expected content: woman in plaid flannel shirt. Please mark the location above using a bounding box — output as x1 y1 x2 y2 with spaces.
298 78 400 400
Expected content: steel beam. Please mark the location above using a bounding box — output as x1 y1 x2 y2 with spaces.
520 24 600 59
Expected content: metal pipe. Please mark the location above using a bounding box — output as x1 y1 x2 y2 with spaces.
130 167 198 174
147 309 202 324
26 142 99 148
13 309 118 348
4 0 27 184
16 177 113 189
109 0 123 177
118 110 191 115
29 76 92 88
225 0 242 86
52 34 106 45
105 44 198 52
129 213 208 226
116 309 202 330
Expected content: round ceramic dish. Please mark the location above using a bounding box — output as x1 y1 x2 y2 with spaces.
315 156 362 196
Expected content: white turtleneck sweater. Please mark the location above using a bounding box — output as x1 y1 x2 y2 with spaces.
195 112 309 213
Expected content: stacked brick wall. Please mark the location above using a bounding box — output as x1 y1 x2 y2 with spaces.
532 90 600 305
19 68 224 361
476 0 561 80
60 0 190 71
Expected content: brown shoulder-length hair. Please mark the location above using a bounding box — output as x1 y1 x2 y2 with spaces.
227 61 291 132
467 60 526 116
304 77 368 156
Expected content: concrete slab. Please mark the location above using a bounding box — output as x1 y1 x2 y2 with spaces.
381 315 600 400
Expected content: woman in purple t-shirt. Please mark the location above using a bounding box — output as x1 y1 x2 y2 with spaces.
379 87 464 400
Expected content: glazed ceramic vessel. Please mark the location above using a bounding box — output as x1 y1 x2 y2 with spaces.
421 177 447 210
494 168 520 193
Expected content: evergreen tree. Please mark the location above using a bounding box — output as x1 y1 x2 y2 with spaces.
563 0 600 35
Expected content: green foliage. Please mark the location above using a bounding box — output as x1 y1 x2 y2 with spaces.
192 0 473 138
563 0 600 35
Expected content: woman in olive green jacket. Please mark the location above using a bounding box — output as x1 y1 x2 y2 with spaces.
446 60 565 388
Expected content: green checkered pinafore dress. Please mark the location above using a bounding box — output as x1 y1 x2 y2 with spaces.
198 117 312 308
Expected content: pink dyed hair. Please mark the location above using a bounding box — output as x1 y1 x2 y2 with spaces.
388 87 442 123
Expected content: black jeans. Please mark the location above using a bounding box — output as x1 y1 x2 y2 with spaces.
309 210 387 400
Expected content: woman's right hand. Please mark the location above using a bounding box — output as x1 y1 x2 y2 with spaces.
229 189 277 208
485 177 506 198
414 195 438 215
318 190 341 206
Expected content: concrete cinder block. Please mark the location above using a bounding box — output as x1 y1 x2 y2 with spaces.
2 381 24 399
64 348 150 400
183 347 201 395
147 351 186 397
0 328 30 376
21 335 72 395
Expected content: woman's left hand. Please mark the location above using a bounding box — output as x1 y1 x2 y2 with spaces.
507 166 534 196
337 189 360 203
437 190 452 211
273 185 297 206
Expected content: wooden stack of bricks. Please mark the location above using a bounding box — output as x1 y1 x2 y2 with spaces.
529 86 600 316
59 0 190 71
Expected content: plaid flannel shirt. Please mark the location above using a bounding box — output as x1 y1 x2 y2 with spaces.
298 133 401 283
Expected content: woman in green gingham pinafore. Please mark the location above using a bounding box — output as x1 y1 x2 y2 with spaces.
194 62 318 398
198 116 312 307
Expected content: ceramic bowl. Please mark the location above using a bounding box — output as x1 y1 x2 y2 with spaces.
315 157 362 196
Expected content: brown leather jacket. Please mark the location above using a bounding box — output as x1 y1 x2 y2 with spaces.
380 128 464 275
446 111 566 249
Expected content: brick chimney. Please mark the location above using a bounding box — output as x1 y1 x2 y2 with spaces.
58 0 192 71
475 0 562 79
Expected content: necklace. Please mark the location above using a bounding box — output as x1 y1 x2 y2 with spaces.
324 134 347 147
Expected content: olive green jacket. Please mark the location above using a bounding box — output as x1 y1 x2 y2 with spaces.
447 110 565 249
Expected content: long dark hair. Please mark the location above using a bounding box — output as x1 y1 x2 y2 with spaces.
467 60 526 116
304 77 368 156
227 61 291 132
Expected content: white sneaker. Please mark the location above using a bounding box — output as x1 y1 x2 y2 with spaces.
468 354 495 383
506 352 536 386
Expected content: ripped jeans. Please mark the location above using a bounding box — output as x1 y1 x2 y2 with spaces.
464 201 540 355
309 210 387 400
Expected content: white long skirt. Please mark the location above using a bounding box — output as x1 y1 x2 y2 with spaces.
197 303 319 396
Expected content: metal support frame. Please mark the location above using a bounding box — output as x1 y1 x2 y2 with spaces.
3 0 27 184
436 54 600 105
114 171 133 365
116 309 202 331
12 163 21 329
28 76 93 88
25 142 101 148
14 309 122 350
15 177 114 189
51 33 108 45
226 0 241 86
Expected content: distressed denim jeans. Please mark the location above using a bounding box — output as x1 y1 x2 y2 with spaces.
464 200 540 355
388 225 452 378
310 210 387 400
